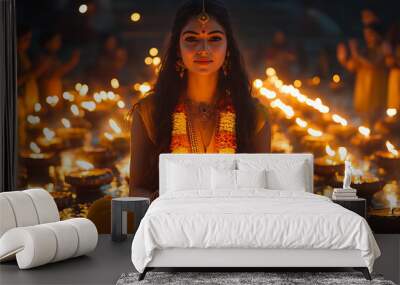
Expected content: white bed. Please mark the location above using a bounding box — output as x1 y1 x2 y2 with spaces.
131 154 380 280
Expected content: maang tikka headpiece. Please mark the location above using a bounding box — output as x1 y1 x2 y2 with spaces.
197 0 209 27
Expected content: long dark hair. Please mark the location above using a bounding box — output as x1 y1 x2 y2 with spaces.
135 0 258 154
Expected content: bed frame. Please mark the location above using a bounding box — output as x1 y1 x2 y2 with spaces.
140 248 370 280
138 154 371 281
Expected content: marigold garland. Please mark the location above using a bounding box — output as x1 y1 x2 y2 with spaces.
170 95 236 153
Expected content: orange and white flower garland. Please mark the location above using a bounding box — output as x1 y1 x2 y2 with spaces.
170 96 237 153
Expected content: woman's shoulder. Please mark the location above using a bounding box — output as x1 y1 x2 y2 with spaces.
252 96 270 133
132 93 157 144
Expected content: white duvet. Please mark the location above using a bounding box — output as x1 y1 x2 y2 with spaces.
131 189 380 273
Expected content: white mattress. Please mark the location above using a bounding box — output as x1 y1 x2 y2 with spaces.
131 189 380 273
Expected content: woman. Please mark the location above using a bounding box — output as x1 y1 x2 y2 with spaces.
337 23 389 126
129 0 271 201
36 31 80 109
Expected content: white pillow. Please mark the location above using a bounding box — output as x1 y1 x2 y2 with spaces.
237 158 308 191
167 161 211 191
236 169 267 188
211 168 236 190
211 168 268 190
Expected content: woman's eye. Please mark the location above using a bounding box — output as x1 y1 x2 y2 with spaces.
185 36 198 42
209 36 222 42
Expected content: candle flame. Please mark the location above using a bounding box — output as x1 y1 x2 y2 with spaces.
253 79 263 89
385 141 399 157
107 91 116 100
386 108 397 117
79 84 89 96
266 67 276 77
63 92 75 102
358 126 370 138
295 117 307 128
149 47 158 57
332 74 341 83
43 127 55 140
325 145 336 157
332 114 348 126
71 104 80 116
111 78 120 89
46 96 59 107
270 99 294 118
75 83 82 91
338 147 348 161
81 101 96 112
152 57 161 66
117 100 125 109
259 87 276 99
34 103 42 112
27 115 40 125
104 132 114 141
61 118 71 128
76 160 94 170
109 119 122 134
307 128 322 137
293 80 302 88
30 142 41 154
139 83 151 94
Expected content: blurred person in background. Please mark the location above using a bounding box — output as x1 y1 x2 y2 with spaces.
386 21 400 110
36 30 80 109
337 23 390 126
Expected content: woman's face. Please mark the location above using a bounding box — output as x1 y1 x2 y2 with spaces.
363 28 380 48
179 17 227 75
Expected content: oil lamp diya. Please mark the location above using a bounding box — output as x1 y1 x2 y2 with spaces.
351 126 383 155
36 127 64 152
374 108 400 135
56 118 88 149
100 119 130 154
301 129 333 157
369 182 400 233
374 141 400 179
78 145 116 167
64 160 114 189
314 145 346 177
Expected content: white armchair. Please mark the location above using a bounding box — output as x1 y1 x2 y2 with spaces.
0 188 98 269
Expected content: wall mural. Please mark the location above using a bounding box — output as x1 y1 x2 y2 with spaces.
16 0 399 233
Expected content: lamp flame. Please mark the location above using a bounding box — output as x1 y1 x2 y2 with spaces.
385 141 399 157
76 160 94 170
307 128 322 137
358 126 370 138
338 147 348 161
104 132 114 141
295 117 307 128
43 128 55 141
332 114 348 126
109 119 122 134
61 118 71 128
30 142 41 154
386 108 397 117
325 145 336 157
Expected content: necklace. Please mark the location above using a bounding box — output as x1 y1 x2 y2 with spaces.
170 92 237 154
186 105 217 152
184 97 218 122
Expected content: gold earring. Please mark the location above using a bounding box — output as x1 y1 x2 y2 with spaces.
175 58 185 78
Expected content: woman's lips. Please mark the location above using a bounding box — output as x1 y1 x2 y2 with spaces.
194 59 213 65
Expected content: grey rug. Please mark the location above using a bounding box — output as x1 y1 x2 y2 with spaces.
116 271 396 285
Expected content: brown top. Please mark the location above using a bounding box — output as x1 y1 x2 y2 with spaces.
129 94 271 201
